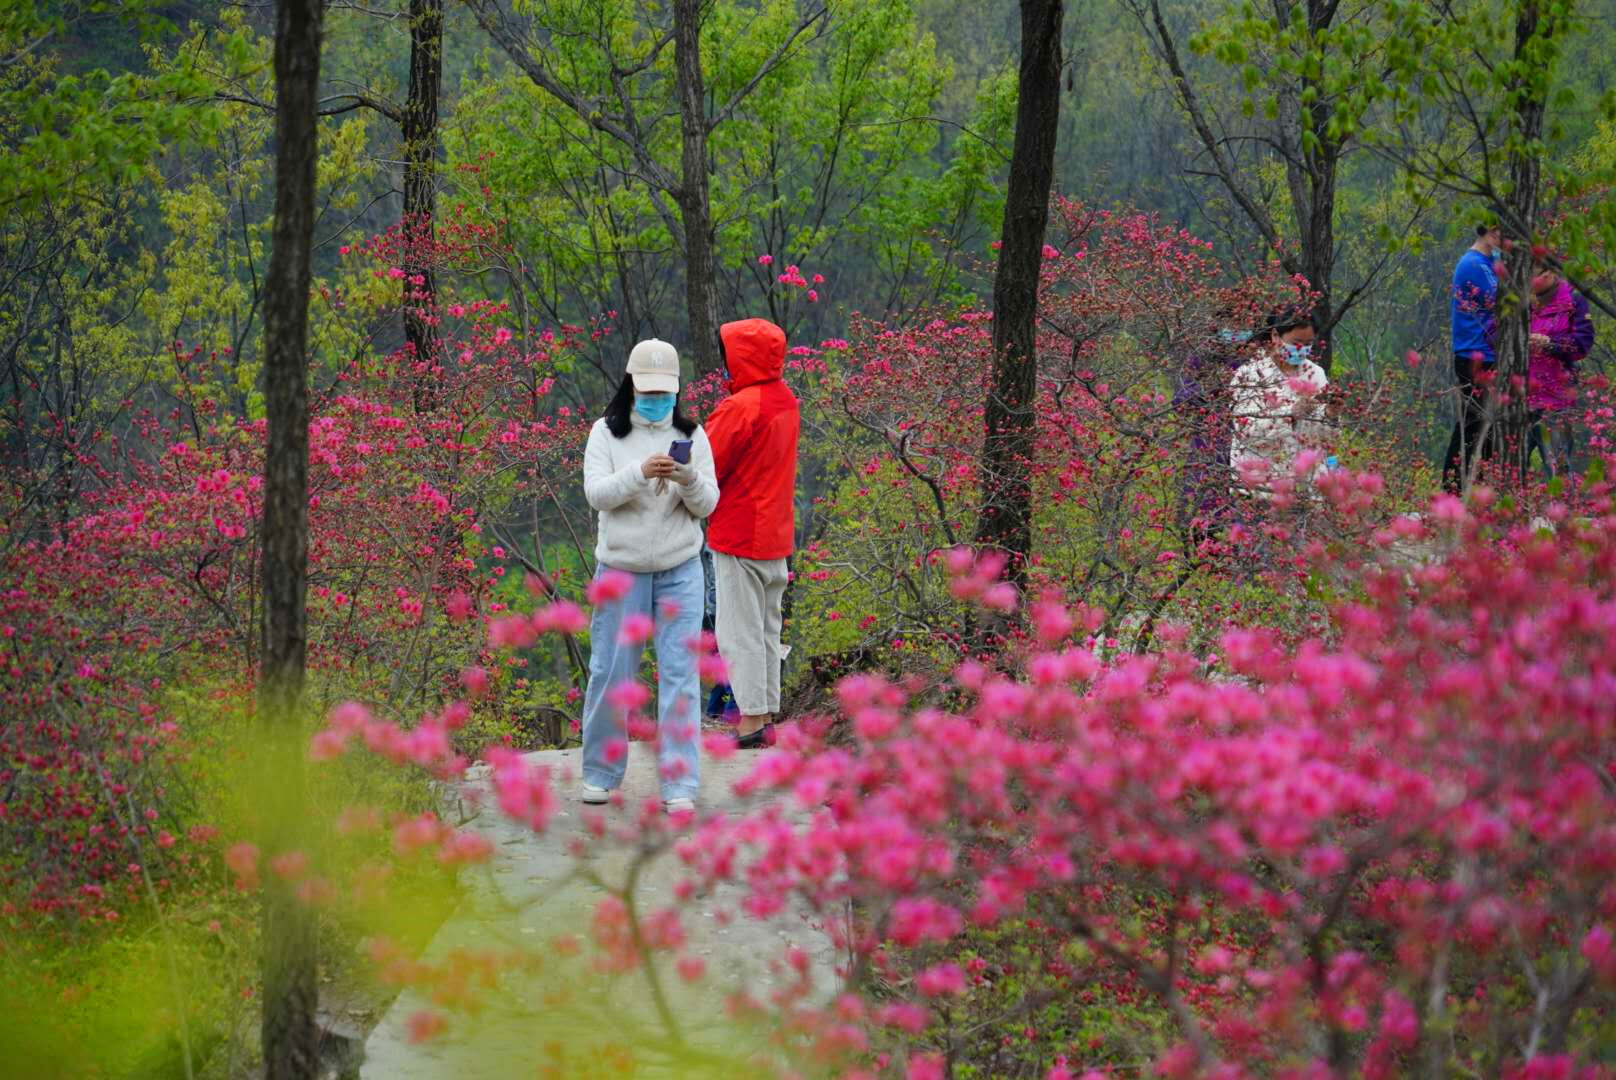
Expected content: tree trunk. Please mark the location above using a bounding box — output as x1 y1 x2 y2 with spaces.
1490 0 1548 485
1139 0 1352 373
260 0 323 1076
1276 0 1342 372
1301 140 1338 372
674 0 722 377
403 0 443 408
974 0 1063 585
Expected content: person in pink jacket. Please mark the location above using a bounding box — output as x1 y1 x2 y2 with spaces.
1526 259 1595 478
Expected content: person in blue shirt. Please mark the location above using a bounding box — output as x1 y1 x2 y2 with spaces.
1441 223 1502 493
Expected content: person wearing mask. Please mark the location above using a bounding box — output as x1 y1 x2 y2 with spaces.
1442 223 1503 493
578 339 719 814
1526 258 1595 478
1229 310 1330 500
704 318 800 750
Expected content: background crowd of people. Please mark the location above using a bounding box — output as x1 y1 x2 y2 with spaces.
1180 221 1597 540
1440 223 1594 491
580 233 1599 810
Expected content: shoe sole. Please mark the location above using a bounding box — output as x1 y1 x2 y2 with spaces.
735 723 776 750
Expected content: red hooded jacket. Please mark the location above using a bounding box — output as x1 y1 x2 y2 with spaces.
705 319 799 560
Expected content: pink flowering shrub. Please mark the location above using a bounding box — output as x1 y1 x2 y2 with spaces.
685 500 1616 1075
307 470 1616 1075
791 198 1431 680
0 223 597 924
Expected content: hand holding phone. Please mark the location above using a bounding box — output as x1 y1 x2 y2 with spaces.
669 439 693 464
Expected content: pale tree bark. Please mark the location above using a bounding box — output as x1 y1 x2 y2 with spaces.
403 0 444 407
974 0 1063 585
260 0 323 1075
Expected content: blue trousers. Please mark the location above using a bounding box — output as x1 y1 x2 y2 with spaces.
579 557 703 801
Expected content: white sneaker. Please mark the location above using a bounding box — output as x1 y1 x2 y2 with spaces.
581 784 610 804
663 797 695 815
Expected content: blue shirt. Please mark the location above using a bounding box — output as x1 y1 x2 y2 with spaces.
1451 248 1497 362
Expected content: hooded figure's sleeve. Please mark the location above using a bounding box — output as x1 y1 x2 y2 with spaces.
703 392 755 486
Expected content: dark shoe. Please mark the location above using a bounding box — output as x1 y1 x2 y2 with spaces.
705 682 734 720
734 722 775 750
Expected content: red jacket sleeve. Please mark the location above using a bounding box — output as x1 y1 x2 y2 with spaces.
704 391 754 485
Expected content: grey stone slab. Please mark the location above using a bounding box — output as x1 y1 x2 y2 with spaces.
361 743 840 1079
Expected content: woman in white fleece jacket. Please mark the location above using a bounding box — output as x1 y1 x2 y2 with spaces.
1229 310 1330 501
578 339 719 813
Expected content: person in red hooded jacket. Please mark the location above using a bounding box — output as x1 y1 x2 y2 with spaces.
705 318 800 748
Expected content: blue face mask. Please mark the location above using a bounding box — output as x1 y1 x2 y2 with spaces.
1217 328 1253 345
1281 341 1313 366
634 393 675 422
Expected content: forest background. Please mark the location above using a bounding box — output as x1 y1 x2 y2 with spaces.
6 0 1616 1077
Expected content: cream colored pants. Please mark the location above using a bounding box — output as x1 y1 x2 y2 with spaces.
712 551 788 715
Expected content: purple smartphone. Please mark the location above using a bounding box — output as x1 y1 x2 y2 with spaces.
669 439 693 465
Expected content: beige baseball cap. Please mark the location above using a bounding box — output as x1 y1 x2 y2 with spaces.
626 338 680 393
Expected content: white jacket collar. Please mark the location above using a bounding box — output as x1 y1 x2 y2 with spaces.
630 409 674 431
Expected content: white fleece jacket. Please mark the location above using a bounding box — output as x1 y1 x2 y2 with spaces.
582 411 719 573
1229 352 1330 495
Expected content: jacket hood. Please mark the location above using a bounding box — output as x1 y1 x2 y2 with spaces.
720 318 786 390
1533 278 1573 315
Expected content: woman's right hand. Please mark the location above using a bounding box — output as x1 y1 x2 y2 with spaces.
641 454 677 479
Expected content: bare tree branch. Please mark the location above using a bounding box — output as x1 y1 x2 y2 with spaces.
463 0 681 198
706 4 832 133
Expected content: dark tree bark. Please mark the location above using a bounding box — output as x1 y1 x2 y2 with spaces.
673 0 721 376
260 0 323 1076
1275 0 1345 371
1486 0 1548 486
403 0 443 406
974 0 1063 584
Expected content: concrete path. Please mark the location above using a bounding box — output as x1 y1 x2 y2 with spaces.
360 742 841 1079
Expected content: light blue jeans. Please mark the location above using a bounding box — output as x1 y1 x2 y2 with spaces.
580 556 703 801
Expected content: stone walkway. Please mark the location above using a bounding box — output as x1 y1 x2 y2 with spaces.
360 742 841 1079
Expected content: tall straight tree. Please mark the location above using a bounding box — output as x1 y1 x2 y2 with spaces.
1487 0 1554 485
403 0 444 404
674 0 720 374
975 0 1063 584
260 0 323 1075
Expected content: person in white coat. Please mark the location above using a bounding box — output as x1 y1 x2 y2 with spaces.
578 339 719 814
1229 311 1330 501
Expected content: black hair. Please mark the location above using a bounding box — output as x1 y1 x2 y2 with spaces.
1260 307 1313 341
603 376 696 438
